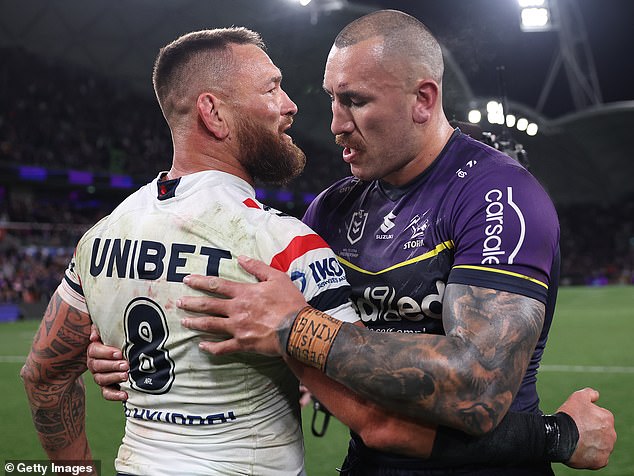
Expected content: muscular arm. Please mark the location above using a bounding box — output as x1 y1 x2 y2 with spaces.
20 291 94 465
319 284 544 435
288 358 437 457
89 303 614 468
178 264 544 436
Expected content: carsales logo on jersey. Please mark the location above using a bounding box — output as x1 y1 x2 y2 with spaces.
482 187 525 265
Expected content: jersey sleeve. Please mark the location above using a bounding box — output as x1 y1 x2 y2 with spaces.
56 249 90 314
448 165 559 304
254 212 359 324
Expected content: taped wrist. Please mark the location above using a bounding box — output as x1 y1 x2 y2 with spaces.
286 306 343 372
430 411 579 465
544 412 579 462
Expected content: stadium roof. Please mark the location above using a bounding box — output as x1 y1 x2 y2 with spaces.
2 0 633 205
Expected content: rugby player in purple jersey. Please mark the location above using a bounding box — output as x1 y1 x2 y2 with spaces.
89 10 616 476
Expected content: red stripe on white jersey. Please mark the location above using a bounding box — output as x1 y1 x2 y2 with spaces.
243 198 261 209
270 234 329 272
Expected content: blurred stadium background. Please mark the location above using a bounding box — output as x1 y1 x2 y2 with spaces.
1 0 633 474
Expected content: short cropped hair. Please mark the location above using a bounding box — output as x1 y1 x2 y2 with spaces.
334 10 444 83
152 27 265 120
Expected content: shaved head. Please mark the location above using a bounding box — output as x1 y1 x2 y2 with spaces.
333 9 444 83
152 28 265 124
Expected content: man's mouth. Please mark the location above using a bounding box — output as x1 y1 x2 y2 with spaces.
279 122 294 141
342 146 359 163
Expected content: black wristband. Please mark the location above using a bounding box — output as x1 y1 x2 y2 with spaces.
543 412 580 462
430 411 579 466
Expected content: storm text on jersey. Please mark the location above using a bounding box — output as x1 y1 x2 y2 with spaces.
89 238 231 281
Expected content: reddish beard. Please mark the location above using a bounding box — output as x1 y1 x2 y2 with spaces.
236 116 306 186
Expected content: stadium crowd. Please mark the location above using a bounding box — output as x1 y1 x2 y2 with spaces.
1 47 632 309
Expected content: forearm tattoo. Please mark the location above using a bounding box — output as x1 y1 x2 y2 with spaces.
325 284 544 435
21 292 91 451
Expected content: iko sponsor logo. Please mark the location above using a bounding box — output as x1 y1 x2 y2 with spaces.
352 280 445 323
347 210 368 245
482 187 526 265
308 257 346 288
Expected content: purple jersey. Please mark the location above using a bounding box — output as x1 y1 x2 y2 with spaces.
303 130 560 415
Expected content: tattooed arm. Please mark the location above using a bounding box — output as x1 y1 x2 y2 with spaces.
179 258 543 436
322 283 544 435
20 290 95 467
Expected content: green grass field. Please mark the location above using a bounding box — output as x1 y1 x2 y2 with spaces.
1 285 632 475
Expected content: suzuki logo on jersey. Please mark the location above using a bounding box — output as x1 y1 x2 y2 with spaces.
308 257 346 288
347 210 368 245
482 187 526 265
352 280 445 323
380 211 396 233
376 211 396 240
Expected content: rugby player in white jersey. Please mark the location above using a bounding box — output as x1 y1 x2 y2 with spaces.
20 28 370 476
25 26 520 476
86 15 616 476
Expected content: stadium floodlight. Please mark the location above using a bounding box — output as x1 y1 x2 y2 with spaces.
518 0 545 7
486 100 501 113
518 0 553 32
468 109 482 124
506 114 517 128
516 117 529 131
526 123 539 136
486 101 505 125
299 0 312 5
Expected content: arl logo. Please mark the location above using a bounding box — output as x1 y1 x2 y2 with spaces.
347 210 369 245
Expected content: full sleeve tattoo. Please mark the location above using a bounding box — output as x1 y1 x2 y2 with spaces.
20 291 94 463
323 283 544 435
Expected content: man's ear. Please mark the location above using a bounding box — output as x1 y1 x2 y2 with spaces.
197 92 230 139
412 79 439 124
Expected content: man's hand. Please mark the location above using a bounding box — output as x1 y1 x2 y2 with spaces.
86 326 129 401
558 387 616 469
178 255 307 356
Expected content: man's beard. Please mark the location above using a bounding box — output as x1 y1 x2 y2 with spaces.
236 116 306 186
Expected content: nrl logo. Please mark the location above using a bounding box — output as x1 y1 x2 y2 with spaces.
347 209 369 244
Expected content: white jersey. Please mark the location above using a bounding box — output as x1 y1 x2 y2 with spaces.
58 170 359 476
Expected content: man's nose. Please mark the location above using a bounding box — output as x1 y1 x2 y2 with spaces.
281 89 298 116
330 101 354 135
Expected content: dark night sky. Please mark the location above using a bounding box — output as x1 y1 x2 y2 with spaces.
2 0 631 121
362 0 634 118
